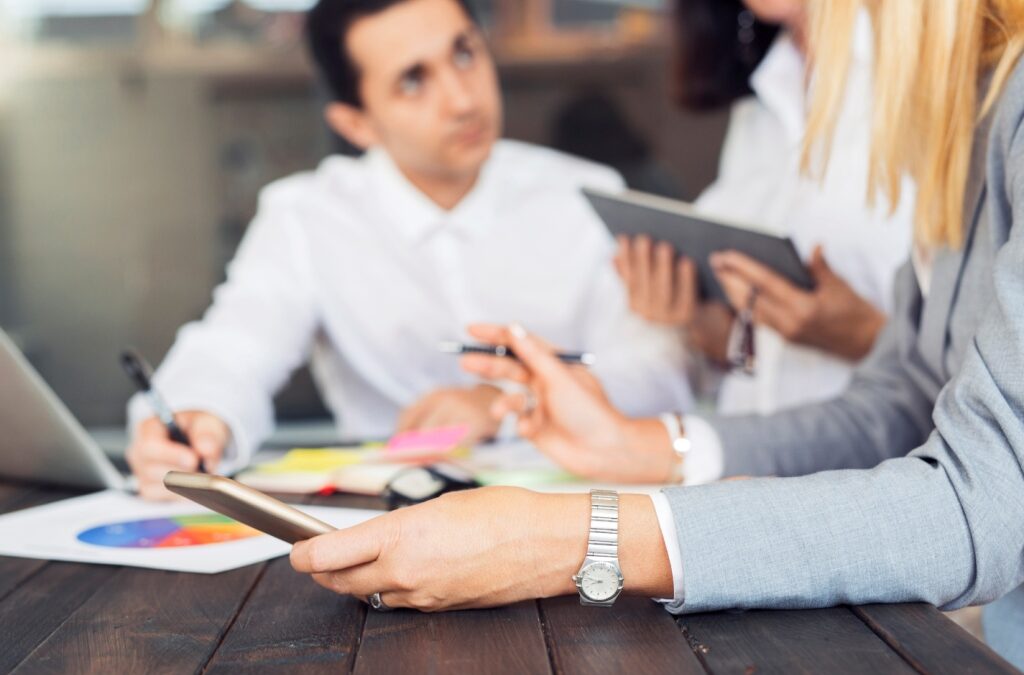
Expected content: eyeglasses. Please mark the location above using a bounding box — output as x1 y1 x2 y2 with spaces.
726 287 757 376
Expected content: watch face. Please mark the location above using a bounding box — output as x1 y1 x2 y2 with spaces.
579 562 621 602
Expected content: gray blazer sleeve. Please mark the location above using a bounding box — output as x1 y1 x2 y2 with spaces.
662 67 1024 613
706 263 937 478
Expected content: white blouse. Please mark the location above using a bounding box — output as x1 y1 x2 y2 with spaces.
694 18 915 417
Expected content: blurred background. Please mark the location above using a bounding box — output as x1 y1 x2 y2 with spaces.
0 0 729 432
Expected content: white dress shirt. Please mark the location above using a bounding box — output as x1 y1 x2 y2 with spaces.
653 16 915 608
698 21 914 417
129 140 693 470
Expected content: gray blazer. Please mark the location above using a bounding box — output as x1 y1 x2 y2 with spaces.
661 55 1024 644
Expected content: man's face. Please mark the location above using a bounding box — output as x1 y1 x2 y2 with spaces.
341 0 502 181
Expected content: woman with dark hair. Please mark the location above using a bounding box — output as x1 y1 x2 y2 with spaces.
612 0 915 483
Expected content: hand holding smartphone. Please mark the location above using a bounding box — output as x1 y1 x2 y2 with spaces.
164 471 335 544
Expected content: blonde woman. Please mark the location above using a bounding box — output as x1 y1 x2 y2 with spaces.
617 0 914 421
290 0 1024 665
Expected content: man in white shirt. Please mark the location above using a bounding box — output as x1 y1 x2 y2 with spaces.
126 0 691 499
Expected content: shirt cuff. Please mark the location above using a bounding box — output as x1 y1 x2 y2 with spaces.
650 492 685 612
682 415 724 485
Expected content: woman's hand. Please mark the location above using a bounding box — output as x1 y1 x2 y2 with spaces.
614 235 699 326
614 236 736 364
459 324 677 483
711 245 886 361
289 487 673 611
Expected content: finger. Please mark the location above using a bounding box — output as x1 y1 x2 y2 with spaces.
614 236 632 286
135 416 169 440
713 269 754 312
131 440 202 472
492 391 528 417
291 520 386 574
671 257 697 322
750 290 810 338
517 411 544 438
416 404 458 432
632 236 653 312
460 353 531 385
506 324 576 385
651 242 675 318
466 323 513 346
139 461 189 485
808 245 835 283
711 251 807 307
309 561 392 599
185 414 229 471
137 481 180 502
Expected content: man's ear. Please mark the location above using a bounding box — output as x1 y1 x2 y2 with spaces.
324 102 379 150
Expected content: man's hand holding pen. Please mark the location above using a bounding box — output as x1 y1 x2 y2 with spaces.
126 412 230 500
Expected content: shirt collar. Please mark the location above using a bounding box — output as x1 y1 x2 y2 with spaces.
749 31 807 143
749 11 874 144
365 145 499 246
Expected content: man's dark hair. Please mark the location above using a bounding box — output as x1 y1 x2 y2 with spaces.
672 0 780 111
306 0 477 107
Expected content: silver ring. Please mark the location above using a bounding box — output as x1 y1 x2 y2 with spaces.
369 592 393 612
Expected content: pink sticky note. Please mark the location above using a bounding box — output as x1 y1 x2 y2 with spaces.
386 425 470 456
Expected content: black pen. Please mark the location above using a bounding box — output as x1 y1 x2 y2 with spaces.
120 349 205 472
438 341 597 366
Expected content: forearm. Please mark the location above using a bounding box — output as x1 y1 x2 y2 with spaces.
662 455 976 613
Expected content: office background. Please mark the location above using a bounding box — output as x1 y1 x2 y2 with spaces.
0 0 729 428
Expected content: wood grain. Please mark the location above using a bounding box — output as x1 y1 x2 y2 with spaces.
679 607 917 675
0 483 37 512
204 556 366 674
541 595 705 675
11 565 264 674
853 603 1019 675
0 487 87 601
0 562 118 673
1 482 1011 674
354 601 552 675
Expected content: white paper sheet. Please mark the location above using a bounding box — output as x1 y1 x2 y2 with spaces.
0 490 383 574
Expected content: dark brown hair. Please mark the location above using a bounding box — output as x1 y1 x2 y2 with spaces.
672 0 781 111
306 0 477 107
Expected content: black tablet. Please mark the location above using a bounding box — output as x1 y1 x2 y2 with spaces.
584 188 814 302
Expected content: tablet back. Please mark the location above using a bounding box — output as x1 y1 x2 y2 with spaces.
584 188 814 302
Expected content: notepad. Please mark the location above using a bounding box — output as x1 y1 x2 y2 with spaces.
236 426 472 495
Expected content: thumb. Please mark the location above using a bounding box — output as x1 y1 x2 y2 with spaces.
808 245 835 283
186 413 230 469
507 324 574 385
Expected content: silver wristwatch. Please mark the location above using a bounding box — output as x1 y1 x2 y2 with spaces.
572 489 623 607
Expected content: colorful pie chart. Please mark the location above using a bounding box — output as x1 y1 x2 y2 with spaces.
77 514 262 549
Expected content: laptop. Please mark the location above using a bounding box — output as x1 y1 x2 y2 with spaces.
0 328 126 490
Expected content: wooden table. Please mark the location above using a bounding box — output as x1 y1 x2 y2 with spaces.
0 481 1018 675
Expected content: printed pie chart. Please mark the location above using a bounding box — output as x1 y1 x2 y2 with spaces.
77 514 262 549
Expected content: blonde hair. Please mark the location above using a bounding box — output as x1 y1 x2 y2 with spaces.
803 0 1024 249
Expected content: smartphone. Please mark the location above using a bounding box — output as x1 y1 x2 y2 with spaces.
164 471 336 544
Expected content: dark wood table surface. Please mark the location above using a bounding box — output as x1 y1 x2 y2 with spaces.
0 480 1018 675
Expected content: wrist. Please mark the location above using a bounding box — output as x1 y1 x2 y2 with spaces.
533 492 673 600
530 492 591 597
620 417 680 483
618 494 673 598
